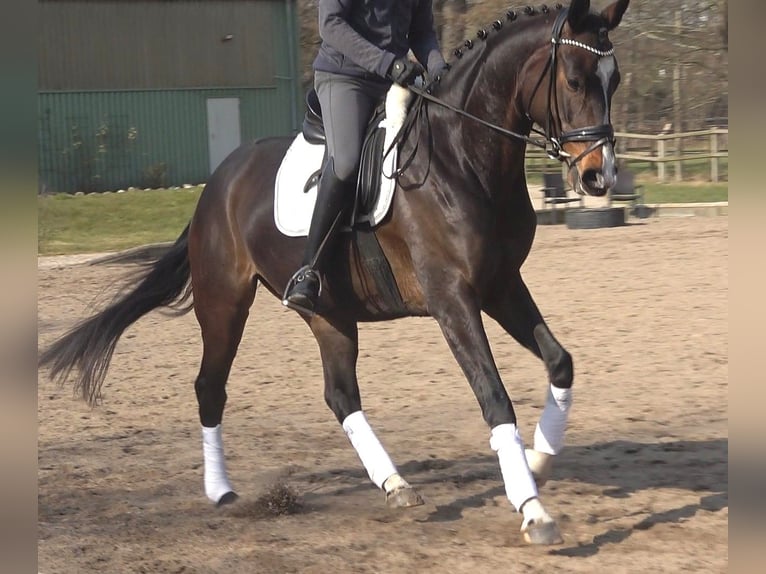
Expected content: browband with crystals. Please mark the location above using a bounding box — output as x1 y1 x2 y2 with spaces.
552 37 615 57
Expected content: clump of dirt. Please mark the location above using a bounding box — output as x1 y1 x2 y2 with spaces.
230 483 304 519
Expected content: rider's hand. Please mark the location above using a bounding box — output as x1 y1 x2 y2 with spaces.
387 58 425 86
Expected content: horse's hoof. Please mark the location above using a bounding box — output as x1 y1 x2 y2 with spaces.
521 519 563 545
216 491 239 507
525 448 553 487
385 486 425 508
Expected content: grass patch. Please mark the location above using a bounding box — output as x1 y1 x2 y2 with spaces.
38 179 728 256
38 187 203 255
620 158 729 183
640 183 728 204
526 168 727 203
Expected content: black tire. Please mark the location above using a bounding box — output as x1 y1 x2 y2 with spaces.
565 207 625 229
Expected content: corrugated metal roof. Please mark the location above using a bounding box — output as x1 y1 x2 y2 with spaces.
40 0 283 90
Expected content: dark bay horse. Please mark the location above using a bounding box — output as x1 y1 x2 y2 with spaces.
40 0 629 545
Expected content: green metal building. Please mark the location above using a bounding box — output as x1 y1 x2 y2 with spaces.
39 0 301 193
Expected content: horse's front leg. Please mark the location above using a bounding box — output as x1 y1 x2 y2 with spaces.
483 271 574 488
426 278 562 545
309 313 424 508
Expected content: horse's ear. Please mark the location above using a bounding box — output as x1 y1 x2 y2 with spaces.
601 0 629 31
567 0 591 33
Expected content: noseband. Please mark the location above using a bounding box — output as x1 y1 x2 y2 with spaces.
403 7 616 171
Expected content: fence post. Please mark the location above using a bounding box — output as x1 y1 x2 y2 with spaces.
710 131 719 182
675 134 683 182
657 137 666 182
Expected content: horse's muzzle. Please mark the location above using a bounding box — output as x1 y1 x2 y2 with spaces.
568 138 617 197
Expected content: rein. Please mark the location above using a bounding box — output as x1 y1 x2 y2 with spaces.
397 7 616 173
407 84 550 151
383 82 549 182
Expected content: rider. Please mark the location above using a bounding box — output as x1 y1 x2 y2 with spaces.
282 0 447 316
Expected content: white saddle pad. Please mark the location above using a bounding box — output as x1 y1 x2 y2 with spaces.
274 85 412 237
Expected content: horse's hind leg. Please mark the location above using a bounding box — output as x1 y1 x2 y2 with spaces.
483 271 573 487
192 269 256 506
309 314 424 508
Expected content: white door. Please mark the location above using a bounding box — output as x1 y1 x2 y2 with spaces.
207 98 242 174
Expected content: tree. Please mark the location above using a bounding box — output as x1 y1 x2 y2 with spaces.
295 1 728 131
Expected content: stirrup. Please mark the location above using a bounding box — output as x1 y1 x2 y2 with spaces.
282 266 322 315
284 265 323 296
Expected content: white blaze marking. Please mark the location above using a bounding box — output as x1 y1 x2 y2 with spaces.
597 54 617 180
597 55 616 124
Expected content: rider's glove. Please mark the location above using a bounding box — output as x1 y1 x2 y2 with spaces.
387 58 425 86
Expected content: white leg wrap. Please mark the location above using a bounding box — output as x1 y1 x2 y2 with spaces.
533 385 572 455
489 424 538 512
202 425 234 503
382 473 410 493
342 411 397 489
520 497 553 529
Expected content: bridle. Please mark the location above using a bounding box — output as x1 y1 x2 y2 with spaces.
402 7 617 172
529 7 616 168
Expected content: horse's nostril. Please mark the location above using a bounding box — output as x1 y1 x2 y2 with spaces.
582 169 599 186
581 169 607 196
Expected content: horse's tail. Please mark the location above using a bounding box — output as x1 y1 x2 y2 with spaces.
39 224 194 405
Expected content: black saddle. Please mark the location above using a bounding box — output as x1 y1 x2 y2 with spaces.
300 89 390 219
302 89 325 145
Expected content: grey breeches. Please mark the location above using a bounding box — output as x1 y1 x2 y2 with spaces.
314 71 390 182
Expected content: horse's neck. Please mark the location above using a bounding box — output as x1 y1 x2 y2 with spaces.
432 15 552 192
449 22 547 113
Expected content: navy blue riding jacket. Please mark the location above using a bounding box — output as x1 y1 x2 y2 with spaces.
312 0 446 80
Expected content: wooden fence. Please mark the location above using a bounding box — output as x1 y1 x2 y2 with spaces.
525 128 728 183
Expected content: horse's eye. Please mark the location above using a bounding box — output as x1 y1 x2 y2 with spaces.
567 78 581 91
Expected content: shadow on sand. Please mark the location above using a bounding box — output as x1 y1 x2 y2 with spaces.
302 437 727 554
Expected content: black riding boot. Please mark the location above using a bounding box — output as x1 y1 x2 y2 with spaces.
282 159 352 316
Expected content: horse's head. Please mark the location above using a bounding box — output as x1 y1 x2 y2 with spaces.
520 0 629 196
